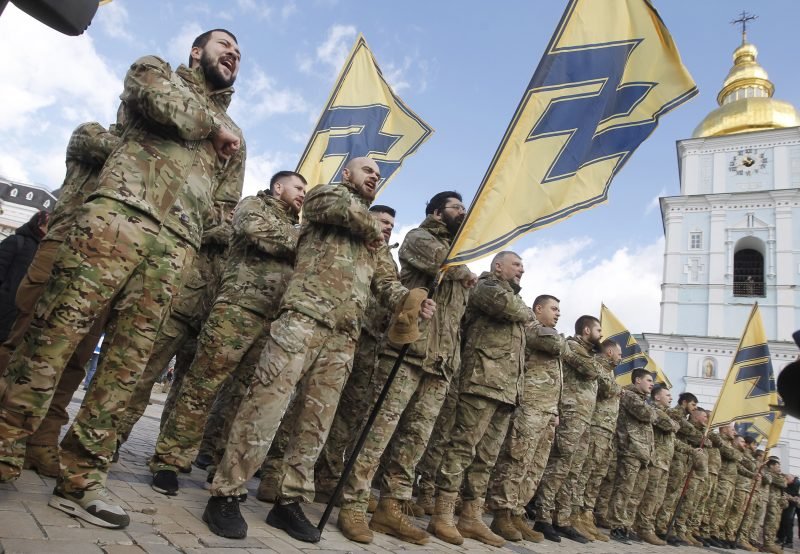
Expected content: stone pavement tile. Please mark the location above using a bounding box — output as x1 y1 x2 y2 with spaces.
139 545 182 554
184 549 254 554
125 531 169 546
197 533 266 549
256 536 309 554
24 499 81 527
0 538 104 553
43 525 134 545
101 546 147 554
0 511 45 539
160 532 201 549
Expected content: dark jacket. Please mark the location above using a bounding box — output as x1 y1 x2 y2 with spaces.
0 222 44 340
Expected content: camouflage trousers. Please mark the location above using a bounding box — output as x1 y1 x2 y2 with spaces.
594 438 617 521
634 465 669 534
708 477 736 537
688 471 715 534
435 393 512 501
340 356 448 511
159 338 197 429
698 473 719 536
415 368 461 498
607 455 649 529
211 311 355 501
487 407 556 515
533 412 590 524
150 301 268 473
674 469 706 536
738 480 763 542
314 333 383 494
763 496 782 547
571 426 614 515
747 487 768 544
1 198 192 492
655 452 690 533
117 313 197 445
724 485 753 540
256 377 306 484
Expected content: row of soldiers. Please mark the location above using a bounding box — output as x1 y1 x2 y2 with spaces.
0 25 794 553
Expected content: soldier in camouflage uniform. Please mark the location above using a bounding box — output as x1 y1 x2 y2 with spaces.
148 171 305 494
336 191 474 547
532 315 603 543
671 406 708 546
486 294 564 543
425 252 529 548
606 368 656 543
569 338 622 542
0 122 119 478
707 422 743 545
762 459 788 554
695 428 723 544
204 158 432 544
723 435 758 545
0 30 244 530
746 450 769 547
633 384 680 545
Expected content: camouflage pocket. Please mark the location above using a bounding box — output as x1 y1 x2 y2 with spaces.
269 311 315 354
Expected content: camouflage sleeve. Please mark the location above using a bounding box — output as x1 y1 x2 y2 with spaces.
66 122 120 166
233 196 299 259
562 341 600 379
596 364 622 399
371 246 409 312
653 408 680 432
399 228 471 281
526 325 565 356
468 279 532 323
620 389 657 423
120 55 220 141
738 460 755 479
202 200 236 246
673 439 694 455
302 185 382 241
213 137 246 206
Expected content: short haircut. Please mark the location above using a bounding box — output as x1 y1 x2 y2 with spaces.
631 367 649 384
574 315 600 336
369 205 396 218
533 294 559 308
651 384 668 400
425 191 462 215
189 29 238 64
600 338 619 352
766 458 780 469
678 392 698 405
744 436 756 445
269 171 306 193
491 251 520 268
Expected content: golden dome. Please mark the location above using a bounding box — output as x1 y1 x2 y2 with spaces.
693 38 800 137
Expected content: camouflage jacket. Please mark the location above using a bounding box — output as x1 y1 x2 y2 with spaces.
521 321 564 416
768 471 789 509
651 403 681 471
385 215 472 380
279 182 406 340
717 432 743 483
590 356 622 434
615 384 657 462
458 272 530 406
47 122 120 243
704 431 722 475
735 449 757 490
215 193 299 319
683 419 708 474
96 58 244 250
560 336 602 423
360 246 399 341
169 242 226 328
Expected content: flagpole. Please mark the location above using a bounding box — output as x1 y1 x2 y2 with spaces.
734 463 764 545
665 433 706 542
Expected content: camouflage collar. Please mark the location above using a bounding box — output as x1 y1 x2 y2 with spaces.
260 192 299 223
339 180 371 208
571 335 596 352
176 64 235 109
481 271 521 294
624 383 647 398
420 214 451 238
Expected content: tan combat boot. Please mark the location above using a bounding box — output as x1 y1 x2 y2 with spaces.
639 530 667 546
581 511 608 542
457 498 505 547
337 507 373 544
763 544 783 554
23 444 60 478
570 512 595 542
415 489 435 516
0 460 21 482
489 509 522 541
738 538 758 552
427 490 463 545
367 491 378 513
256 473 279 503
511 513 544 542
369 497 430 545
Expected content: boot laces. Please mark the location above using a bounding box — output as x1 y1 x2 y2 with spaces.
220 497 242 519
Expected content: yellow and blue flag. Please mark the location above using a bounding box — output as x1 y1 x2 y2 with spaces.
709 304 778 428
296 35 433 195
600 304 672 388
443 0 697 268
734 408 785 450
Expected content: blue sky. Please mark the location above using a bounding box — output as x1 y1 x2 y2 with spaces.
1 0 797 333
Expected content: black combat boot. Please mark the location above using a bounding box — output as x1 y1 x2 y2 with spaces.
203 496 247 539
266 501 321 543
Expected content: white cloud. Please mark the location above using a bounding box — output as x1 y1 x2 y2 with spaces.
167 21 204 66
281 1 298 19
94 1 133 41
383 57 412 94
236 0 272 20
645 187 666 215
243 151 294 196
230 67 308 122
301 24 357 79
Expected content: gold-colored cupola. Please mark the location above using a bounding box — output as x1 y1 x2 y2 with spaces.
693 16 800 138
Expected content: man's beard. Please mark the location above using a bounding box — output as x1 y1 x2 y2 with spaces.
442 212 464 236
200 51 235 90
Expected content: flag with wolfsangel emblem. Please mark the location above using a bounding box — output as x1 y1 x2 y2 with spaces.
296 34 433 195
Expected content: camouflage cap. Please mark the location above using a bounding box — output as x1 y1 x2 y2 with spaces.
387 287 428 345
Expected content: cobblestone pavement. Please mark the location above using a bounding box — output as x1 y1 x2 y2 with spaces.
0 389 791 553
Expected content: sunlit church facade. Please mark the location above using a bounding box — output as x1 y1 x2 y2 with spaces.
641 32 800 473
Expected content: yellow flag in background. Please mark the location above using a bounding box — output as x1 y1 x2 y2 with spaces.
296 35 433 195
600 304 672 388
442 0 696 269
709 304 778 428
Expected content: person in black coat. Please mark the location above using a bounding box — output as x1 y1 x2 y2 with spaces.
779 474 800 547
0 210 49 342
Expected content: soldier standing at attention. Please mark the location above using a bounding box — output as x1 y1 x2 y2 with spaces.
707 422 743 547
0 29 243 530
202 157 434 543
425 251 529 548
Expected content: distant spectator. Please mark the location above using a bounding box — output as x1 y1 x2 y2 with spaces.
0 210 49 341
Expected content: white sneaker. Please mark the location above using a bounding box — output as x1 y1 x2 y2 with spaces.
49 486 130 528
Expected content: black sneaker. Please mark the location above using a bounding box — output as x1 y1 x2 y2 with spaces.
266 501 321 543
554 524 589 544
203 496 247 539
193 453 213 470
151 470 179 496
610 528 631 544
708 536 724 547
523 499 536 521
533 521 561 542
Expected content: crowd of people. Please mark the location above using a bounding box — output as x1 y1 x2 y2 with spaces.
0 27 797 553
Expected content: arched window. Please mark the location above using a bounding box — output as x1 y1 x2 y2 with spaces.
733 248 765 297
